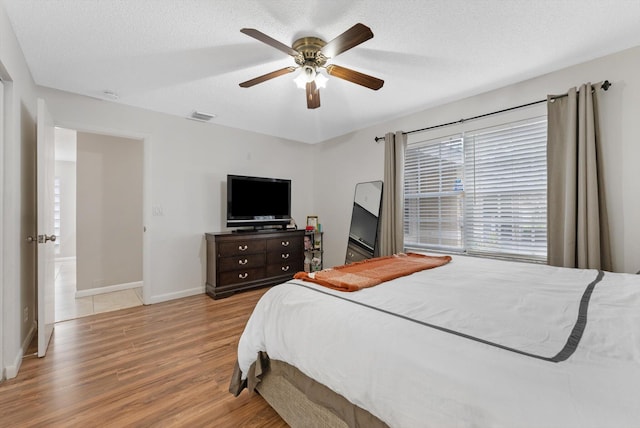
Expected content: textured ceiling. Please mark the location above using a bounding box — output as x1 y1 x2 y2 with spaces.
4 0 640 144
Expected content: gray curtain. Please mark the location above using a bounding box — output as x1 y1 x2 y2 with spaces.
547 82 612 270
379 131 407 256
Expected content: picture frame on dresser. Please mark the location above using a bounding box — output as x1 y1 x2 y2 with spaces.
306 215 318 230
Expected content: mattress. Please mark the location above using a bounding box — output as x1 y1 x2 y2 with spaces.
233 254 640 427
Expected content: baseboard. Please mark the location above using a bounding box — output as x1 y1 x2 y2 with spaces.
4 321 36 380
4 353 21 381
75 281 143 298
147 286 205 305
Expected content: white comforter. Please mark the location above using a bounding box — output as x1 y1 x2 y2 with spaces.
236 254 640 428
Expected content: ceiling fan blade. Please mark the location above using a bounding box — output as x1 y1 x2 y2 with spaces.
321 23 374 59
306 81 321 109
239 66 297 88
240 28 299 57
326 64 384 90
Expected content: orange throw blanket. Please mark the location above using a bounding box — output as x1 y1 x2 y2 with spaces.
293 253 452 292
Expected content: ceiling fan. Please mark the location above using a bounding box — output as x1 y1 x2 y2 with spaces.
239 23 384 109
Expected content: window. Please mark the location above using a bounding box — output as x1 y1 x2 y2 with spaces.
54 176 61 255
404 117 547 262
404 135 464 251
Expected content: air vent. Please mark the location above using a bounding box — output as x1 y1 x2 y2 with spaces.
102 90 119 100
189 111 216 122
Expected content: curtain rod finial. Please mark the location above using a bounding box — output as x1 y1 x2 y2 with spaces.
602 80 611 91
374 136 384 143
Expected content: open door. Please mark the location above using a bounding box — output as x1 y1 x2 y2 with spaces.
36 98 56 357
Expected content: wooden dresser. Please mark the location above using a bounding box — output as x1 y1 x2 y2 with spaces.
205 229 305 299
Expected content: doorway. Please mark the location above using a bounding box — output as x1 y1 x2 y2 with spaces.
54 127 143 322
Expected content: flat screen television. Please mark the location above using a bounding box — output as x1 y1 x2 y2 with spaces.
226 174 292 229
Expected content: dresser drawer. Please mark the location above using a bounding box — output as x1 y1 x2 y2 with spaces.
267 237 302 253
266 261 300 278
219 253 265 272
219 267 265 286
266 249 302 265
218 239 266 256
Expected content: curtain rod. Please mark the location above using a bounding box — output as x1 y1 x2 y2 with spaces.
373 80 611 142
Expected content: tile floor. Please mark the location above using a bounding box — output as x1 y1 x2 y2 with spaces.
55 259 143 322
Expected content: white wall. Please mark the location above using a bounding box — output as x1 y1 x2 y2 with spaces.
0 4 39 380
76 132 143 292
37 86 316 303
316 45 640 274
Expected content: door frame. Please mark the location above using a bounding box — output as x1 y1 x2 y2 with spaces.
0 77 5 379
53 121 151 304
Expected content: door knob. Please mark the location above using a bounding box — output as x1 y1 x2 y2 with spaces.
26 235 36 243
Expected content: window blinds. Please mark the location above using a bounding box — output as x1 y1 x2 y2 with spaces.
464 118 547 260
404 116 547 261
404 135 464 251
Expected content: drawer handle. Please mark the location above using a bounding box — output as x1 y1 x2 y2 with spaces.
281 266 290 272
238 272 248 279
281 241 290 247
238 259 248 265
238 245 248 251
281 253 290 259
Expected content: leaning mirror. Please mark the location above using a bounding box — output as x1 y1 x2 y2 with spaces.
345 180 383 264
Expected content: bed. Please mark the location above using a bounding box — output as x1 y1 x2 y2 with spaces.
229 253 640 427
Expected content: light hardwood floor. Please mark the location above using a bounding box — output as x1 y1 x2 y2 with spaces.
0 288 287 427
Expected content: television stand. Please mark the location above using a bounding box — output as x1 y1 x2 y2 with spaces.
205 229 305 299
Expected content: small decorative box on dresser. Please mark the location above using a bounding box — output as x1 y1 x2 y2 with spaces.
205 229 305 299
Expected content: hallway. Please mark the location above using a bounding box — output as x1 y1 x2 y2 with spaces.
55 259 143 322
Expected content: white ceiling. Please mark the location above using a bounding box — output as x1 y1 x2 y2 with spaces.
4 0 640 144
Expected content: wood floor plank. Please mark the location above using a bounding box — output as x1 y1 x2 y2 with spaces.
0 288 287 427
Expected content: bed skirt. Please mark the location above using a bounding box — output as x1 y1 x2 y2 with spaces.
230 352 388 428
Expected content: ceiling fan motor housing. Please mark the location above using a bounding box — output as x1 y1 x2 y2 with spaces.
292 37 328 68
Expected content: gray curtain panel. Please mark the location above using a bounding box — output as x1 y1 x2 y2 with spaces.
380 131 407 256
547 82 612 270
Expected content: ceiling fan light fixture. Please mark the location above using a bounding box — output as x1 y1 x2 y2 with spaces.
294 66 327 89
315 72 328 89
294 65 316 88
294 70 307 89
